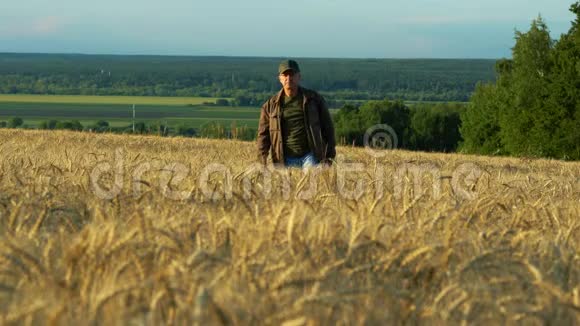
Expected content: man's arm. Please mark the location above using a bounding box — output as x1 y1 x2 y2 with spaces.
318 96 336 161
257 101 271 164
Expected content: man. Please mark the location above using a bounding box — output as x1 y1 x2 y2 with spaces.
257 59 336 168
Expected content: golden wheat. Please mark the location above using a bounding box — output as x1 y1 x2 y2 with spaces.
0 129 578 324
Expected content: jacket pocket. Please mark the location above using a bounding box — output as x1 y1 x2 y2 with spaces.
269 114 279 131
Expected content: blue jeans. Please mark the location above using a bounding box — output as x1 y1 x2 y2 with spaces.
284 152 319 169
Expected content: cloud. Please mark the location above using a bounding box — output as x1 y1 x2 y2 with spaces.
31 16 63 34
398 15 511 25
0 16 65 37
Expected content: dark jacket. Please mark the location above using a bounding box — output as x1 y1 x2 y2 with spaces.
257 87 336 165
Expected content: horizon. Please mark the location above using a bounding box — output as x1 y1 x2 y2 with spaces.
0 51 502 60
1 1 577 59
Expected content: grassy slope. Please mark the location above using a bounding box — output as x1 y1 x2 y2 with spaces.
0 129 578 324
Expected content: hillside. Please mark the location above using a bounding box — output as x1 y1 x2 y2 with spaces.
0 129 578 324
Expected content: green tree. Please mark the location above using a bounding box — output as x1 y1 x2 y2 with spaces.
358 99 411 148
500 16 553 156
334 104 364 145
55 120 83 131
153 121 169 136
234 95 252 106
410 103 463 152
8 117 23 128
96 120 109 128
56 121 73 129
39 119 59 130
70 120 83 131
461 12 580 159
460 83 505 154
215 98 230 106
89 120 110 132
176 124 196 137
334 100 411 148
134 122 147 134
543 2 580 159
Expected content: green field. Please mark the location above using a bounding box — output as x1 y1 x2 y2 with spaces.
0 95 260 129
0 94 226 105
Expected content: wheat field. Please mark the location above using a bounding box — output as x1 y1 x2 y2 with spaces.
0 129 578 325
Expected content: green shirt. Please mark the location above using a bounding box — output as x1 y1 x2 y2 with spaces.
282 91 310 157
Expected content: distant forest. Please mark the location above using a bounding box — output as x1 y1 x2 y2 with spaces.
0 54 495 104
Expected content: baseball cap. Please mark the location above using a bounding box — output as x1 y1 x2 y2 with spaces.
278 59 300 74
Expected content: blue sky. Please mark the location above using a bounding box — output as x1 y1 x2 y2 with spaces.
0 0 576 58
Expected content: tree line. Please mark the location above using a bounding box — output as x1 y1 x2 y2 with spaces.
460 3 580 160
334 100 463 152
0 55 494 103
2 98 464 151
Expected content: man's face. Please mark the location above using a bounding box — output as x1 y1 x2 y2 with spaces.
279 70 301 93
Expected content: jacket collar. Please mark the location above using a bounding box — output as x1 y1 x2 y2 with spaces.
274 86 312 105
274 89 285 105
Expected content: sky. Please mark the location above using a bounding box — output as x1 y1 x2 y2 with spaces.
0 0 577 59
